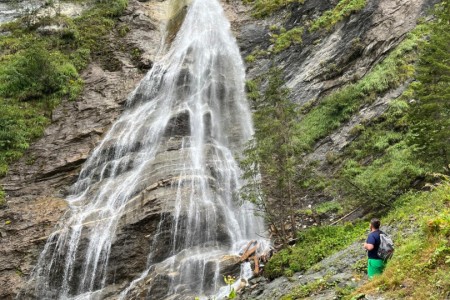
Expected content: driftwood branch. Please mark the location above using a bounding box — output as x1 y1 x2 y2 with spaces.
330 206 362 226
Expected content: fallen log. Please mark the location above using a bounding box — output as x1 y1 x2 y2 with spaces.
253 255 259 275
240 242 258 261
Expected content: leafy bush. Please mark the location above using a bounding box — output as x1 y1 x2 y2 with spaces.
244 0 305 18
310 0 367 32
264 222 366 278
0 101 49 176
271 27 304 54
315 201 343 215
0 43 80 101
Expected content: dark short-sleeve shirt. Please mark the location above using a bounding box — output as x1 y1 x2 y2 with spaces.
366 230 381 259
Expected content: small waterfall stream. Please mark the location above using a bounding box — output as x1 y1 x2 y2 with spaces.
25 0 267 298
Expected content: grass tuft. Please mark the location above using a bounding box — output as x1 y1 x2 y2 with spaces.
309 0 367 32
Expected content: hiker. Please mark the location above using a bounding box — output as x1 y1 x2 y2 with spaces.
363 218 386 279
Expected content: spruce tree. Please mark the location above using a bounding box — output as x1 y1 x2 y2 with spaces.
409 1 450 170
240 68 301 245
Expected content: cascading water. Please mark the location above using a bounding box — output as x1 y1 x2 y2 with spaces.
23 0 268 299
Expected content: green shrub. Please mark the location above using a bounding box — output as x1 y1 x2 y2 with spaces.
310 0 367 32
246 0 305 18
0 188 5 207
264 222 366 278
0 101 49 176
271 27 304 54
0 44 68 101
245 79 260 101
245 54 256 63
315 201 343 215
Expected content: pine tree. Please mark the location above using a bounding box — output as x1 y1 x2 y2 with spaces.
240 68 301 245
409 1 450 170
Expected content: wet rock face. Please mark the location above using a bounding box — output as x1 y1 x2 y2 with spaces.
0 197 68 299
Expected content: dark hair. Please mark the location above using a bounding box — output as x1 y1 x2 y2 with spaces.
370 218 381 229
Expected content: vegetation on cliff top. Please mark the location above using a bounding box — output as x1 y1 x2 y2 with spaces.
0 0 128 202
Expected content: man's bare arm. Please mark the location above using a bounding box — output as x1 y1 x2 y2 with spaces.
364 243 374 251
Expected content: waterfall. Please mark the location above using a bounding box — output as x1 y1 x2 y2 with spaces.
24 0 267 298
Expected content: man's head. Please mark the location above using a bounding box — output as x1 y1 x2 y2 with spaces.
370 218 380 231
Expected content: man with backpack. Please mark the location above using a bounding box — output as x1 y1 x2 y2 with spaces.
363 218 394 279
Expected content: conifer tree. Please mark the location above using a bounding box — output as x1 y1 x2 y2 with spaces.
409 1 450 169
240 68 301 245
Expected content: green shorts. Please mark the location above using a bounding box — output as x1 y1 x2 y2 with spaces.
368 258 385 279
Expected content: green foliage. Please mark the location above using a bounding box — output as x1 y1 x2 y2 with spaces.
244 0 305 18
351 258 367 273
0 101 50 176
270 26 304 54
315 201 343 215
73 0 128 71
0 188 5 207
224 275 237 299
245 54 256 63
264 222 366 278
408 1 450 169
245 79 260 101
0 43 81 101
240 68 302 244
0 0 128 180
339 142 424 209
310 0 367 32
246 47 270 61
